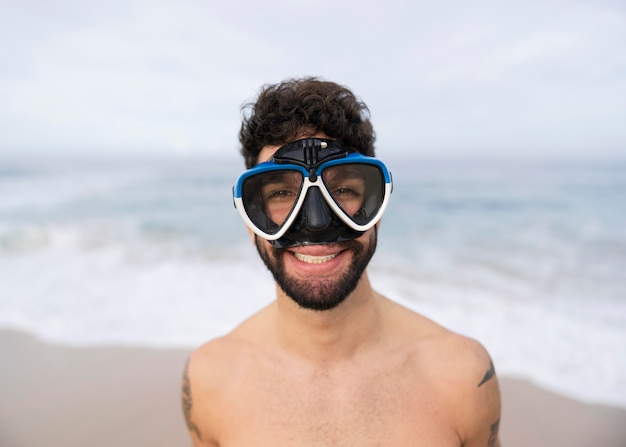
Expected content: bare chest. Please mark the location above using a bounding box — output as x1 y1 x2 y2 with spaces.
215 361 459 447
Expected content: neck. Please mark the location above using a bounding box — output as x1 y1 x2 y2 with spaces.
274 272 382 364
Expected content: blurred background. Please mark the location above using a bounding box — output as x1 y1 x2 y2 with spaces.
2 0 625 160
1 0 625 411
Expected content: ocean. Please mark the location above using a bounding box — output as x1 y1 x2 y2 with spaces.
1 154 625 409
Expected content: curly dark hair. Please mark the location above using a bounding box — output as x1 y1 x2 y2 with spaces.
239 77 376 168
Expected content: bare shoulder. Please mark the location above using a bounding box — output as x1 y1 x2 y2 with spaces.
429 330 500 446
426 327 496 389
187 312 267 387
182 305 274 446
383 297 495 384
188 302 275 380
382 298 501 446
186 335 244 395
182 336 240 446
431 331 501 447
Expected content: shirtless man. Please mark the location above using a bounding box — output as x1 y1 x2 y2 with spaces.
182 78 501 446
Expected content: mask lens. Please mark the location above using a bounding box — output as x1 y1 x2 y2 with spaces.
241 169 304 235
322 163 385 225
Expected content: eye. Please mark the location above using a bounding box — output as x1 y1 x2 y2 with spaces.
266 187 297 201
332 186 362 198
260 171 302 203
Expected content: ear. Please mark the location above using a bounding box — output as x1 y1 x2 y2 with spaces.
245 226 256 246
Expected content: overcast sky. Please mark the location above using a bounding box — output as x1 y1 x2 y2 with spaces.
1 0 625 160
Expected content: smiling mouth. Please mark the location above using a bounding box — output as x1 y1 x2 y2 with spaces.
293 252 339 264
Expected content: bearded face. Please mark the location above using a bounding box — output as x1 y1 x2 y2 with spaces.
254 229 377 311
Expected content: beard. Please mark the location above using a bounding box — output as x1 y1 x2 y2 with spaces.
255 230 377 312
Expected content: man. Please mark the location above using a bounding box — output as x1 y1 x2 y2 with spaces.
182 77 501 446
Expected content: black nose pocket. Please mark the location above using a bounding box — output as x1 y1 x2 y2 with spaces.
300 187 332 231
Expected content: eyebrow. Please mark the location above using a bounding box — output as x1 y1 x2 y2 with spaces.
323 166 366 182
260 171 302 185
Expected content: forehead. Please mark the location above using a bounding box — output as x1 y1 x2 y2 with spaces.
257 144 281 164
256 132 331 165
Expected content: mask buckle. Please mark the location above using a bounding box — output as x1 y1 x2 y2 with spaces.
272 138 351 169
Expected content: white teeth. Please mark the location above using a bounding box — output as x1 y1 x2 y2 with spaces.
293 252 338 264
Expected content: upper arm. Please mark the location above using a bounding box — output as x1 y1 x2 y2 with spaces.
182 356 207 446
181 344 226 447
462 373 501 447
452 338 502 447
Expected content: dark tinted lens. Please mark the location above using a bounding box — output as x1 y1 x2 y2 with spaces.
242 169 303 234
321 163 385 225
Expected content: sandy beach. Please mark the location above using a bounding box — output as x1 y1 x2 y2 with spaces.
1 329 625 447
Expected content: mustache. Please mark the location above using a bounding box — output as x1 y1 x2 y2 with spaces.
274 238 363 254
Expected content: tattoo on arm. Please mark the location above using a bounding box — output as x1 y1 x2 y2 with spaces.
182 359 203 442
488 418 500 447
477 358 495 387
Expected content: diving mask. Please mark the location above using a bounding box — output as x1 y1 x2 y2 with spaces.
233 138 392 247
